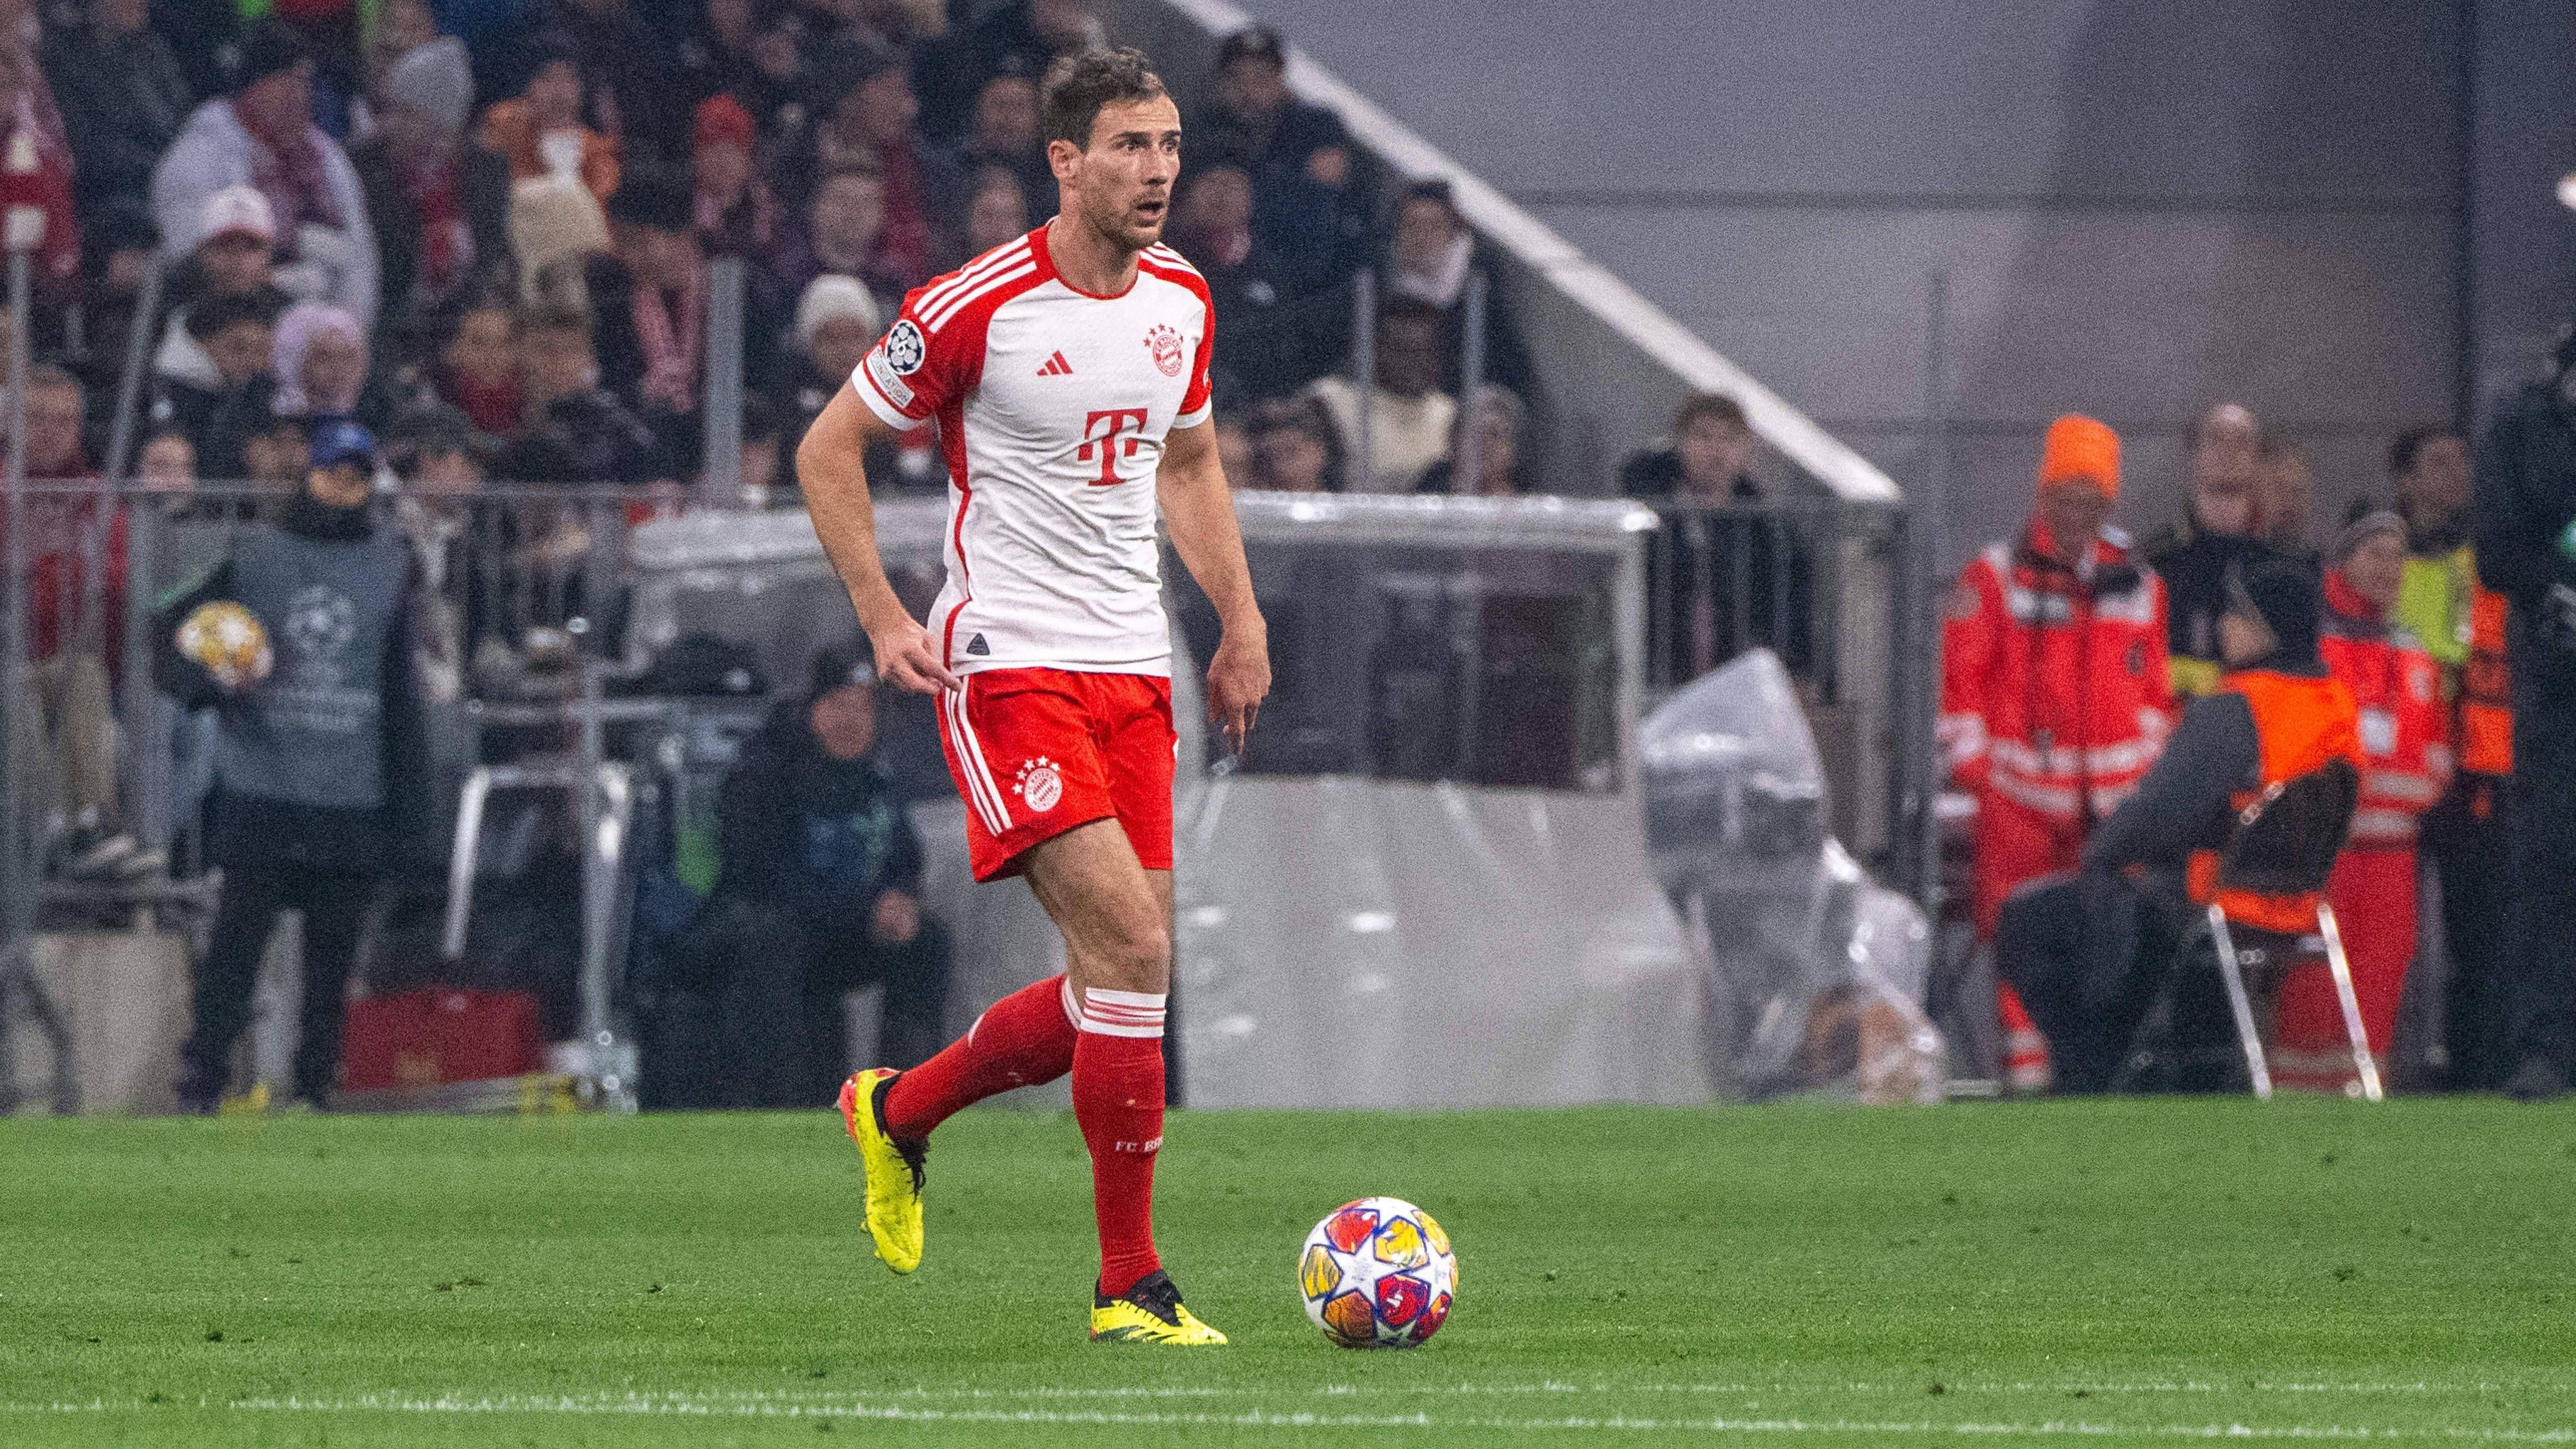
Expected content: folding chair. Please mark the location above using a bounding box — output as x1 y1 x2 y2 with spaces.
2118 759 2380 1100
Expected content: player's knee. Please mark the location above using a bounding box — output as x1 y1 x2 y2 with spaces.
1090 919 1171 993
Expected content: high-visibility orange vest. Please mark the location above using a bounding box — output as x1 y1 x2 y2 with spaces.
2458 587 2513 778
2186 669 2364 935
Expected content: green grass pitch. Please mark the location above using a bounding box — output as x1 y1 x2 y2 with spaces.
3 1098 2572 1445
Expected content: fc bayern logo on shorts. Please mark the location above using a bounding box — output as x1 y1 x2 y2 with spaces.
1146 323 1184 377
882 320 927 376
1015 756 1063 813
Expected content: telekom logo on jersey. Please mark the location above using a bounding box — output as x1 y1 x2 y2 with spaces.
1076 408 1151 487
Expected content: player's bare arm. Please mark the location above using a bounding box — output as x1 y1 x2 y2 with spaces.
797 383 960 695
1158 418 1270 753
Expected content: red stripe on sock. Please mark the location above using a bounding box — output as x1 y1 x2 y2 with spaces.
882 974 1078 1140
1073 1028 1165 1299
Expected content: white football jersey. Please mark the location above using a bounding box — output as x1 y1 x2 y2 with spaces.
852 224 1214 677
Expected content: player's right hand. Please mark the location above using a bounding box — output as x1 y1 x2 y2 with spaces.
866 617 962 695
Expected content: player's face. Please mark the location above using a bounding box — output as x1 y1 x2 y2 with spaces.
1060 94 1182 252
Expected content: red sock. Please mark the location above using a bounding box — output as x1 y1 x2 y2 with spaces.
881 974 1080 1140
1072 988 1166 1298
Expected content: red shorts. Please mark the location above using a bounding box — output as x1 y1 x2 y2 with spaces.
936 667 1175 882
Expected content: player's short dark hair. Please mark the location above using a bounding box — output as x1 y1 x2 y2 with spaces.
1041 47 1168 148
1674 392 1748 434
2388 424 2456 478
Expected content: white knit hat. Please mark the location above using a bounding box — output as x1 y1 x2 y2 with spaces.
796 274 882 350
198 186 276 249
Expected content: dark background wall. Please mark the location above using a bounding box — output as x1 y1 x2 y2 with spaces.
1229 0 2575 568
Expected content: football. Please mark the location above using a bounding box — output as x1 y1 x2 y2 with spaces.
174 599 273 692
1297 1196 1457 1348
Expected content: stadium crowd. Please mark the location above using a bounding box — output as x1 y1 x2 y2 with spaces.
1 0 2569 1110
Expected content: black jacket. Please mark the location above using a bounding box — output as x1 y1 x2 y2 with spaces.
2145 512 2283 677
41 20 193 210
2079 657 2330 875
2474 380 2576 669
1620 450 1816 678
713 700 923 924
349 137 514 363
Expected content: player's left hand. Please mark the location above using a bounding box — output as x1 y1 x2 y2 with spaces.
1206 627 1270 757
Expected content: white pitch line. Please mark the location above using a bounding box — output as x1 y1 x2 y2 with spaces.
8 1392 2575 1443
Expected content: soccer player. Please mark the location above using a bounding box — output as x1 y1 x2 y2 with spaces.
796 47 1269 1346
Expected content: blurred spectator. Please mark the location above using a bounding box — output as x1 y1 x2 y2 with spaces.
0 0 79 288
2470 335 2576 1100
961 164 1030 256
479 43 621 203
2276 507 2448 1089
149 289 281 479
1167 162 1324 404
2147 402 2279 697
365 0 443 95
152 23 376 325
242 415 312 487
662 645 949 1104
1379 179 1527 398
421 294 523 437
385 398 485 703
352 35 512 363
915 0 1103 142
1622 392 1814 680
40 0 191 214
1304 295 1452 492
156 188 290 380
693 96 781 261
950 62 1053 222
785 272 879 430
730 390 785 503
1247 393 1341 492
1416 384 1525 496
271 300 392 427
136 428 196 492
168 420 421 1112
493 0 688 162
769 164 908 313
1941 414 2171 1092
493 299 664 482
2258 432 2317 558
2385 424 2516 1089
785 40 957 285
67 198 159 440
6 369 132 879
680 0 803 131
588 173 734 454
1191 24 1360 293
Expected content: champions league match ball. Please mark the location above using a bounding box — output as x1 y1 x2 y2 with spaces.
1297 1197 1457 1348
174 600 273 692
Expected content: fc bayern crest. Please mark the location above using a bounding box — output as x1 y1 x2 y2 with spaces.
882 320 926 375
1146 324 1184 377
1015 757 1063 813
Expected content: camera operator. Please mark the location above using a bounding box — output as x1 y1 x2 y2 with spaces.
2470 331 2576 1101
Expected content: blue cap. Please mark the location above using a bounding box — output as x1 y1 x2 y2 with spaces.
309 418 377 470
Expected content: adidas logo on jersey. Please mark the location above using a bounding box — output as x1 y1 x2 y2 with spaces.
1036 350 1075 377
965 633 992 656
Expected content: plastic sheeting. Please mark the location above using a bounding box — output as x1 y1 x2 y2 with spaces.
1173 777 1711 1108
1643 650 1943 1103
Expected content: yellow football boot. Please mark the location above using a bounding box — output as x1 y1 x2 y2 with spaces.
836 1069 925 1274
1090 1270 1228 1346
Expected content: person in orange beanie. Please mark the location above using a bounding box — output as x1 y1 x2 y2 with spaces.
1941 414 2174 1090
